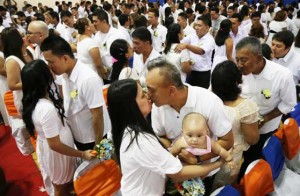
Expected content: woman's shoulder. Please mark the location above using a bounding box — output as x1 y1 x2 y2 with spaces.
119 67 139 80
236 98 259 117
34 99 55 112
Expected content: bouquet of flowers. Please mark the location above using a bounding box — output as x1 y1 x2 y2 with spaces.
94 139 115 161
176 177 205 196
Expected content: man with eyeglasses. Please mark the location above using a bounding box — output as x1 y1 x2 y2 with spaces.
27 20 49 60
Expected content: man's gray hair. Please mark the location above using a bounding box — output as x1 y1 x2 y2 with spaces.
236 36 262 55
147 56 184 88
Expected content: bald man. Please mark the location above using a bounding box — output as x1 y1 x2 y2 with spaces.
27 20 49 60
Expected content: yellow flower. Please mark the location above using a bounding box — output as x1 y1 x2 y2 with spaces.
70 89 78 99
261 89 271 99
154 30 158 37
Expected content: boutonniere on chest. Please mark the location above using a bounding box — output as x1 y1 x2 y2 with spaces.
261 89 271 99
154 30 158 37
103 42 107 49
70 89 78 99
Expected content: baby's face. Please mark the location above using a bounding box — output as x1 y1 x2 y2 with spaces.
182 126 207 148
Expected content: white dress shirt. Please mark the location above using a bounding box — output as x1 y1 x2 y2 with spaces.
241 59 296 134
272 47 300 85
148 24 167 53
181 32 215 72
133 48 161 85
94 26 126 68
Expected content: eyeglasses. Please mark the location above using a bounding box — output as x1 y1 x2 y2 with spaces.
26 31 42 35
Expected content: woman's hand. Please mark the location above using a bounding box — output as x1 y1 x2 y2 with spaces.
82 150 97 160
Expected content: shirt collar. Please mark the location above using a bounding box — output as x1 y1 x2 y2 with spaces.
68 61 80 83
254 58 273 80
279 47 293 63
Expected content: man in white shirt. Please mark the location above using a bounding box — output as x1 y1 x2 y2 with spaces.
0 6 11 27
177 12 196 37
78 1 86 18
146 57 233 188
230 13 248 46
161 0 172 22
48 11 66 37
272 30 300 85
210 6 226 37
132 27 161 85
118 14 133 47
92 9 125 75
235 36 296 180
226 6 235 18
24 4 35 17
41 35 111 151
27 20 49 60
147 8 167 53
177 16 215 88
230 13 248 58
60 10 78 44
244 11 268 41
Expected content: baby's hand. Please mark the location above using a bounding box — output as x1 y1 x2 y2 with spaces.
225 148 233 162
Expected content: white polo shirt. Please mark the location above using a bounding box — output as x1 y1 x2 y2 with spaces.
181 32 215 72
148 24 167 53
94 27 125 68
120 129 182 195
118 25 133 47
273 48 300 85
132 48 161 85
61 61 111 143
241 59 296 134
183 24 196 37
152 85 232 141
230 27 248 47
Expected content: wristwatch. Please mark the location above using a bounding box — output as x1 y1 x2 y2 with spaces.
258 114 265 125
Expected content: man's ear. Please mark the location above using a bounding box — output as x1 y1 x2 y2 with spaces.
169 86 177 96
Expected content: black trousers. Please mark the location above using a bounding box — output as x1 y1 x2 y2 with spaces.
187 70 211 89
74 140 95 151
237 130 275 183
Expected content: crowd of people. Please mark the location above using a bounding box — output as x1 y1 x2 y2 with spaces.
0 0 299 195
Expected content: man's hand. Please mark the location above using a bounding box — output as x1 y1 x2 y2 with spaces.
175 43 188 53
178 149 197 165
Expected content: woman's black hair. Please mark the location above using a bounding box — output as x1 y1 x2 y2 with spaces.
1 27 26 63
109 39 129 82
21 60 65 137
261 43 272 60
211 60 242 102
107 79 159 164
215 19 232 46
164 23 181 54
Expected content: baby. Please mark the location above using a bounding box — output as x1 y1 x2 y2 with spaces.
170 112 232 162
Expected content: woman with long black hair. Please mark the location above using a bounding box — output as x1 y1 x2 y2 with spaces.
107 79 224 195
163 23 191 82
212 19 234 71
21 60 95 196
109 39 138 82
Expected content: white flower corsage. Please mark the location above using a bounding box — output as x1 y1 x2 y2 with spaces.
261 89 271 99
70 89 78 99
